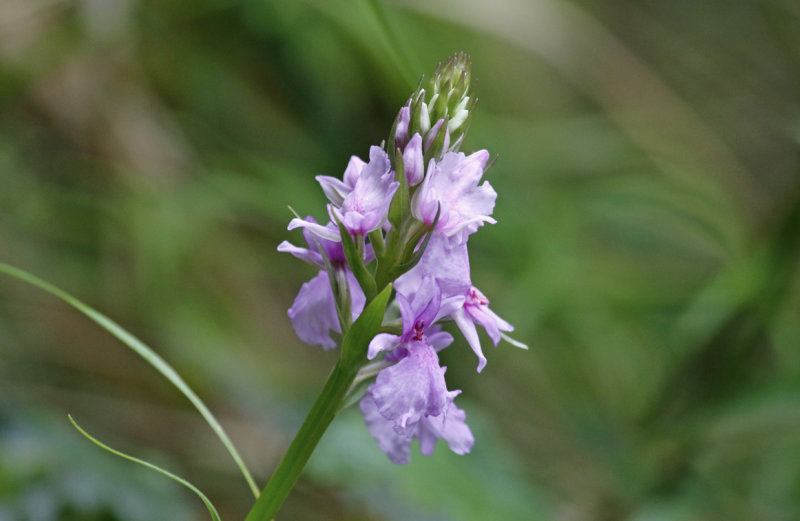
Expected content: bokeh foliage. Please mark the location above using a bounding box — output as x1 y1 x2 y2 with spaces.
2 0 800 520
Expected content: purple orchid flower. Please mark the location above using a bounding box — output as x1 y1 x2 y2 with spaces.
368 275 463 360
411 150 497 245
395 232 521 372
331 146 398 235
289 146 398 239
451 285 516 371
363 277 463 438
368 339 456 436
279 216 374 349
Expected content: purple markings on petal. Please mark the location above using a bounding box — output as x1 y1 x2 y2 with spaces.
453 285 515 372
361 389 473 464
417 401 474 456
393 231 514 372
360 395 412 464
369 340 453 436
465 285 513 346
394 276 444 343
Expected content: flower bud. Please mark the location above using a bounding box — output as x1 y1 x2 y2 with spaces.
396 53 475 164
393 104 410 151
431 52 471 105
402 133 424 186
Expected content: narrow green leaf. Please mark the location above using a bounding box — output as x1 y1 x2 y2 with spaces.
368 229 385 260
388 148 409 228
334 218 378 301
340 283 393 368
0 262 260 498
391 205 441 279
68 415 222 521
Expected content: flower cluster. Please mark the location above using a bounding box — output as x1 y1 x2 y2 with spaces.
279 53 525 464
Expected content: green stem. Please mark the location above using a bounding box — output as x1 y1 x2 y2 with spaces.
244 361 358 521
245 282 392 521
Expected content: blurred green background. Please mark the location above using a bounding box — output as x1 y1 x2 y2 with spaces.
2 0 800 520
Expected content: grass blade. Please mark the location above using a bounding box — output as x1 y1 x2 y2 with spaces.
68 415 222 521
0 262 260 498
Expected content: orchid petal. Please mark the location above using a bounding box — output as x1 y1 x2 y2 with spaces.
453 307 487 372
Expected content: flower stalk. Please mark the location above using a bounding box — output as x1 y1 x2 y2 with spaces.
243 360 357 521
245 284 392 521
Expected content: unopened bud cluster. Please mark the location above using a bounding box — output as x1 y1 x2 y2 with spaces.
392 52 477 170
279 53 525 464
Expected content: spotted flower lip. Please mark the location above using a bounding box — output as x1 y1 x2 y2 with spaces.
368 339 457 436
411 149 497 244
360 389 473 465
363 276 464 440
368 276 463 360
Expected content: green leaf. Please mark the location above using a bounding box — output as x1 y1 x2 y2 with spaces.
388 147 410 228
334 218 378 302
340 282 393 368
368 228 385 260
391 204 441 280
0 262 260 499
68 415 222 521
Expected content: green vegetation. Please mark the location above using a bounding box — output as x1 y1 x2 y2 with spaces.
1 1 799 520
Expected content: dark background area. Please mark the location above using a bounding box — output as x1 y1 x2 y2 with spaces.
1 0 799 520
